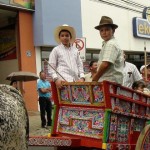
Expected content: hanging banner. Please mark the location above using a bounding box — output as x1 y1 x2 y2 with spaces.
0 29 16 61
0 0 35 10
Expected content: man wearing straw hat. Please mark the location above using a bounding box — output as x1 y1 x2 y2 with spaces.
92 16 124 84
49 24 85 88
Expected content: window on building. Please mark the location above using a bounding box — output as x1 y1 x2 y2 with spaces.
41 47 146 74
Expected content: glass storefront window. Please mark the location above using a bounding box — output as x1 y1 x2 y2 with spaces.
41 47 146 74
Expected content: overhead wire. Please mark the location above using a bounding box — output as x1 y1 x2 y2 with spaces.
121 0 145 8
91 0 147 13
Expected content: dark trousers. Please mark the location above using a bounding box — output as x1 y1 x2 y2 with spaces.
39 97 52 126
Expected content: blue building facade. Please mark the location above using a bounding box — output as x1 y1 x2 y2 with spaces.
33 0 82 46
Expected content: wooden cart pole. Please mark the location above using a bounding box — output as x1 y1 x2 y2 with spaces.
44 59 67 81
144 41 147 81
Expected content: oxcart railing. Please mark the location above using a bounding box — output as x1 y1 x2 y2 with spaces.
29 81 150 150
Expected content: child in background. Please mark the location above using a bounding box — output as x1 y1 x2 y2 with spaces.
132 80 150 95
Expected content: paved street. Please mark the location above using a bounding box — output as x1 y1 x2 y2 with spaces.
28 111 55 150
28 111 50 136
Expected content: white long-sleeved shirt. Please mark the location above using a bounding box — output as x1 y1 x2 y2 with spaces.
49 44 84 82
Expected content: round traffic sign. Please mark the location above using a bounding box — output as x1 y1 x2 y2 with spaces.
74 39 84 51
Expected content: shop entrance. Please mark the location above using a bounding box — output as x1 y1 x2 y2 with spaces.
0 9 18 84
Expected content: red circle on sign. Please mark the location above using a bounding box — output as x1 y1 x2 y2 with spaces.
74 39 84 51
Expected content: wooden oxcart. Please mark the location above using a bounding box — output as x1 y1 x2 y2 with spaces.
29 81 150 150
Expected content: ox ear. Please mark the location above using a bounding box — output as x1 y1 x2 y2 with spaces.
0 84 29 150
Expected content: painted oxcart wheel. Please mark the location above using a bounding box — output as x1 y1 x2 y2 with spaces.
135 124 150 150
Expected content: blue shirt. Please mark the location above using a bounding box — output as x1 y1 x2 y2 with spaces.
37 79 51 98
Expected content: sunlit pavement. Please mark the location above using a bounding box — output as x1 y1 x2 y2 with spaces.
28 111 55 150
28 111 51 136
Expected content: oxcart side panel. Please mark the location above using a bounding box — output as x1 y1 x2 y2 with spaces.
102 81 150 149
55 82 105 107
50 81 150 149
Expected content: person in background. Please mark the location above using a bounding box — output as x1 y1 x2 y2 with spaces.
92 16 124 84
123 52 143 88
140 64 150 81
49 24 85 88
132 80 150 95
37 71 52 128
85 61 98 82
10 80 25 95
132 80 146 93
10 80 19 90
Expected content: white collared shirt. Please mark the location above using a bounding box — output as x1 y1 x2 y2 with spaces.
85 72 92 82
48 44 84 81
123 61 143 88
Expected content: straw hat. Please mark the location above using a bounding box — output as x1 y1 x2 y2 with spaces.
95 16 118 30
54 24 76 44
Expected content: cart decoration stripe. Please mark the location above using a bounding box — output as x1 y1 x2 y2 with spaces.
103 109 111 143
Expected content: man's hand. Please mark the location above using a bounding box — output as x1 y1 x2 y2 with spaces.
40 88 51 93
55 79 64 88
92 61 110 81
46 88 51 92
77 78 85 82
